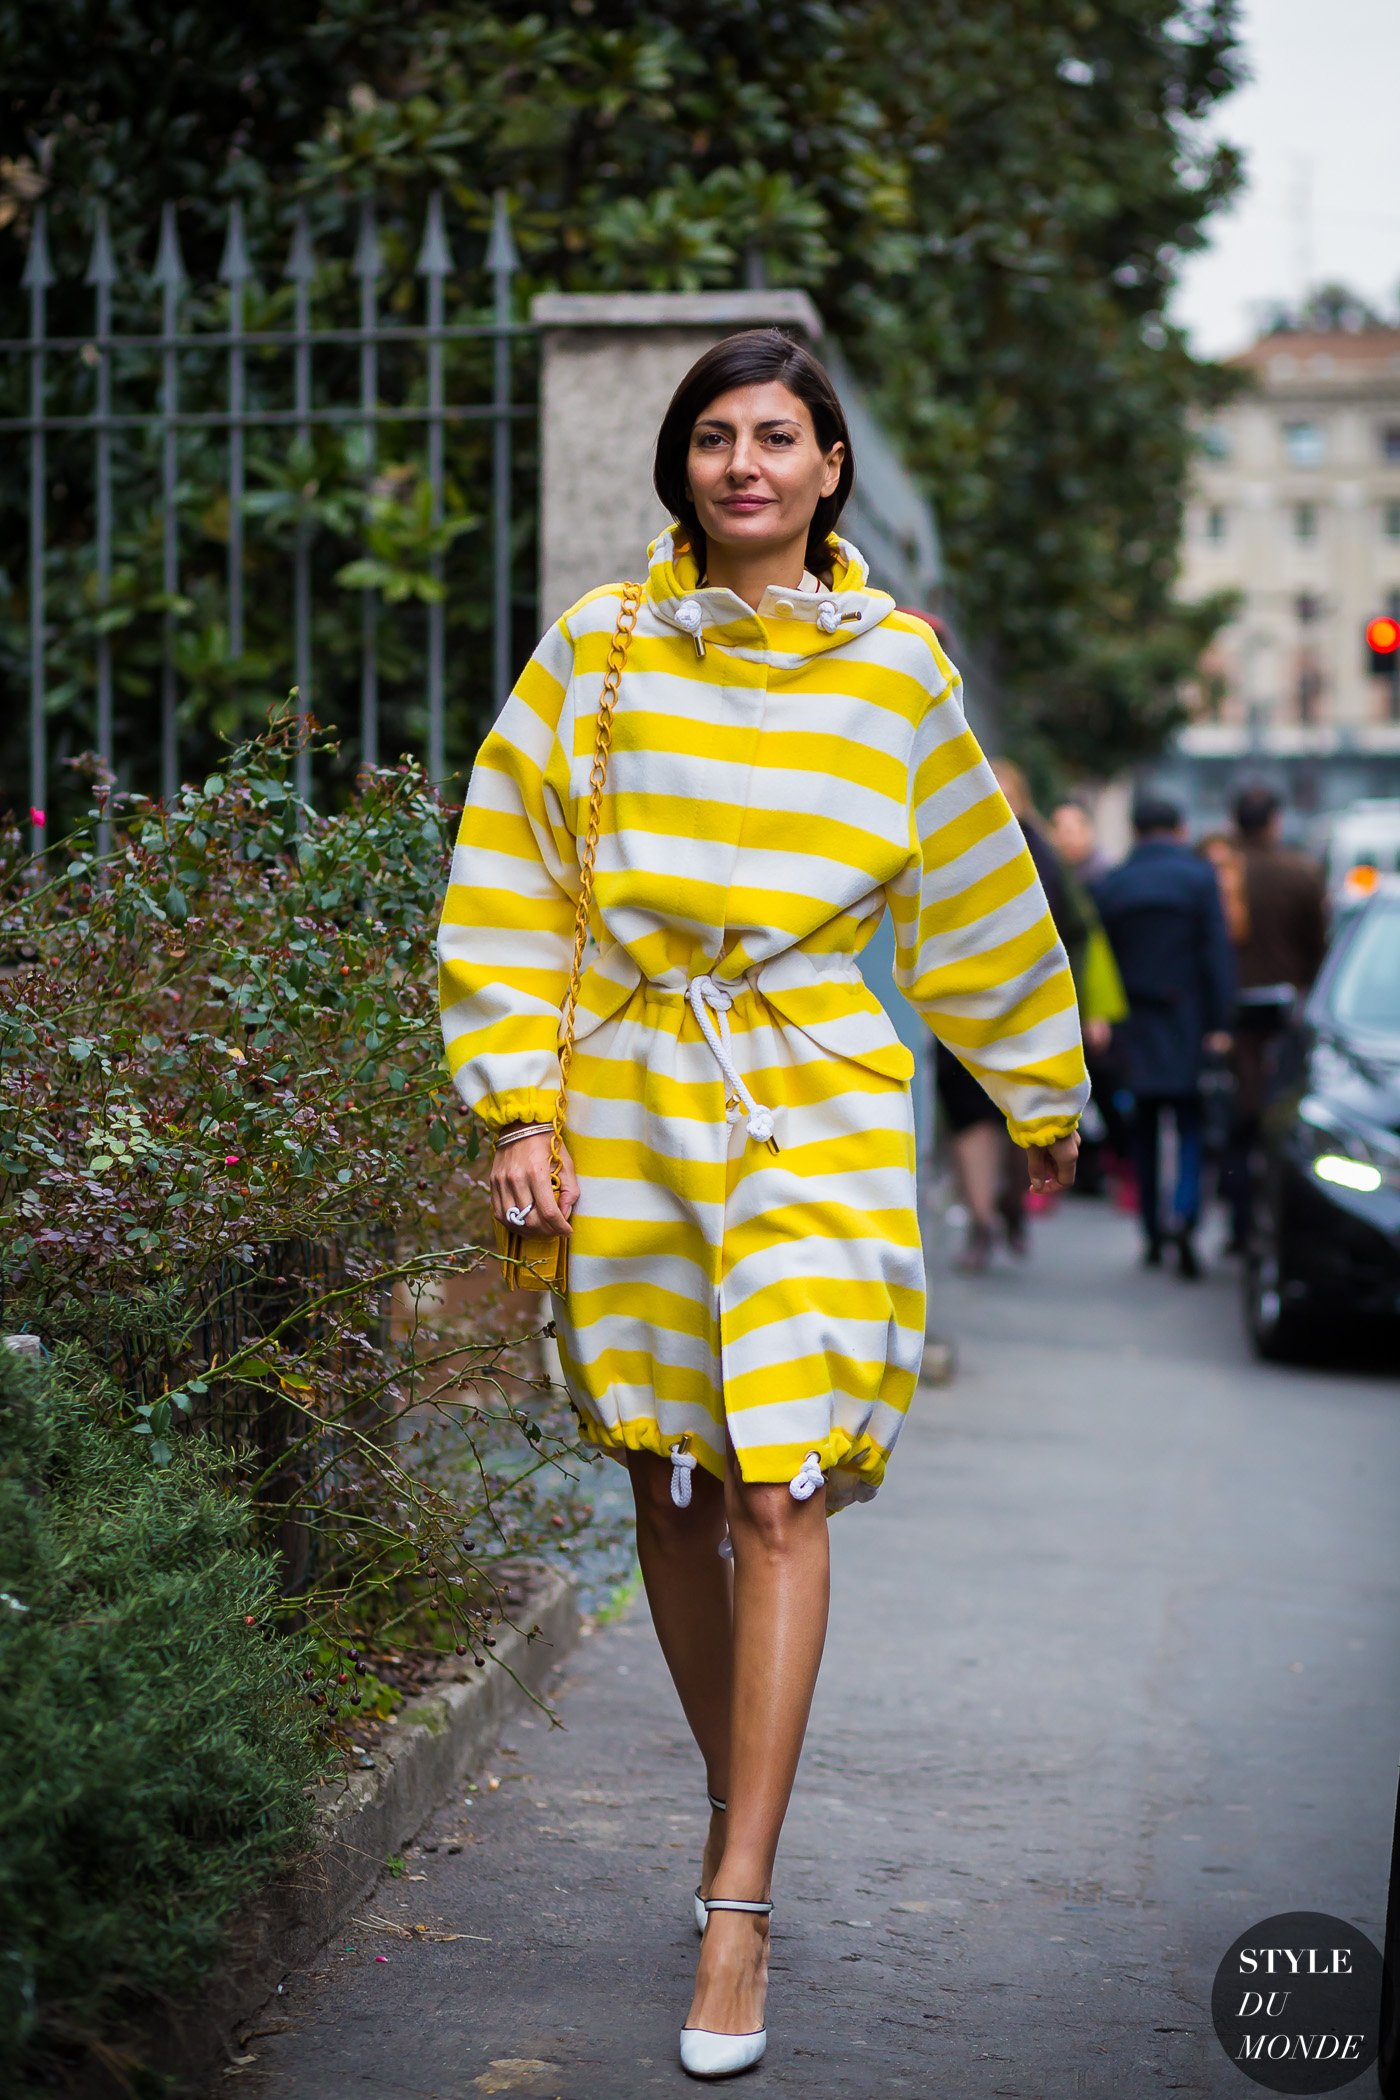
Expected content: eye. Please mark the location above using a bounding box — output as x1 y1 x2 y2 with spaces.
693 431 725 448
765 430 797 446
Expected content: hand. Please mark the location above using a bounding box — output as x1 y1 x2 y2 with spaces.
1204 1031 1234 1056
490 1129 579 1237
1025 1131 1080 1194
1082 1018 1111 1055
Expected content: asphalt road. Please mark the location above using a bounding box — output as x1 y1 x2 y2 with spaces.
244 1197 1400 2100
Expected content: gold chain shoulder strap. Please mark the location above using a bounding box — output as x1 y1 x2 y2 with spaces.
547 581 644 1190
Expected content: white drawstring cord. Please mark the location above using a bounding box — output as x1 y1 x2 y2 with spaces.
670 1441 697 1507
789 1451 826 1502
686 975 778 1150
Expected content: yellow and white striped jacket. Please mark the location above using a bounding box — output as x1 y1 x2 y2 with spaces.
439 529 1087 1151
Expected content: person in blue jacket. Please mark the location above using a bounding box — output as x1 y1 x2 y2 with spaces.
1092 791 1236 1277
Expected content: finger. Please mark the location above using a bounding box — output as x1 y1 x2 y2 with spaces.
524 1160 572 1236
552 1145 580 1217
498 1158 541 1226
489 1164 515 1225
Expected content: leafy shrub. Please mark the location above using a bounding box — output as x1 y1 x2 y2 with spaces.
0 1342 323 2083
0 715 623 1659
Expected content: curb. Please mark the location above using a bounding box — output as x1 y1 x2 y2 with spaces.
78 1563 579 2098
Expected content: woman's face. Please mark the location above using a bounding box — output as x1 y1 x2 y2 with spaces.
684 380 844 563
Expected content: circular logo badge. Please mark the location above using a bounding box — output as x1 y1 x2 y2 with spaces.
1211 1911 1384 2092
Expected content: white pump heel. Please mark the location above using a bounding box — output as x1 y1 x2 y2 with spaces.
679 1895 773 2080
693 1789 726 1934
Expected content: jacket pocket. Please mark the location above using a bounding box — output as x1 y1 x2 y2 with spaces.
762 976 916 1085
562 948 642 1047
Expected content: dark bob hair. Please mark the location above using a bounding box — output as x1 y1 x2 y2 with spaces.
652 329 856 583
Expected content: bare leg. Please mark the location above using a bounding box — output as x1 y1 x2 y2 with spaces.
625 1449 732 1895
951 1118 1001 1269
686 1453 831 2037
952 1119 1001 1229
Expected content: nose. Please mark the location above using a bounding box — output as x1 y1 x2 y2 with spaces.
726 433 759 481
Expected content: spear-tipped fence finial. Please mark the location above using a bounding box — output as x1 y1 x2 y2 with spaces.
353 198 382 282
84 200 116 289
484 189 519 279
22 202 55 292
415 190 454 279
219 200 253 286
153 201 187 290
283 200 316 283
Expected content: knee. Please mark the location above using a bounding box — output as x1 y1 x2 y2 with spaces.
725 1476 818 1556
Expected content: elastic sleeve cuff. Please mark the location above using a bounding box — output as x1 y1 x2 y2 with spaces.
1006 1115 1081 1151
472 1088 561 1136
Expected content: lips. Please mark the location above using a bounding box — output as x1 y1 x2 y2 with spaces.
720 497 772 513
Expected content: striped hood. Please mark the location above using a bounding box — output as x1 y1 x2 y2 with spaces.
645 524 896 658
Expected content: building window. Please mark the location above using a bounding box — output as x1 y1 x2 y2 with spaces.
1380 425 1400 463
1293 502 1319 543
1295 591 1321 624
1204 504 1227 542
1283 420 1326 467
1199 425 1231 461
1384 500 1400 542
1296 657 1322 726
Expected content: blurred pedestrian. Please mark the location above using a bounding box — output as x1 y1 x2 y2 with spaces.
936 761 1124 1265
1219 783 1328 1252
1195 830 1250 1202
1198 828 1251 947
1093 791 1236 1277
1051 795 1111 885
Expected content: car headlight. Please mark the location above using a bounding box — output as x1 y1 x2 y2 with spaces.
1298 1093 1400 1195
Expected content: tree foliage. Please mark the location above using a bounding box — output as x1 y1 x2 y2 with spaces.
3 0 1245 779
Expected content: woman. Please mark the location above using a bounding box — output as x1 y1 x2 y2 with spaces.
437 329 1087 2079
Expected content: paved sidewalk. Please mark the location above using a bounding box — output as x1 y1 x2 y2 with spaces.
245 1200 1400 2099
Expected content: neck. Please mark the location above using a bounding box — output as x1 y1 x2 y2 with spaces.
701 531 809 611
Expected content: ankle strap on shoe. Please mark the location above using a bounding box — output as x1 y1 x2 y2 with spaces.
702 1896 772 1914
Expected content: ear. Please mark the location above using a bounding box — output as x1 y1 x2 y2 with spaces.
820 440 845 499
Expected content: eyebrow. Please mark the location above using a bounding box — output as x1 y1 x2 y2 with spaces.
693 416 803 434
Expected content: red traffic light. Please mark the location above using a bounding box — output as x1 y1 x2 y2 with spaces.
1365 615 1400 655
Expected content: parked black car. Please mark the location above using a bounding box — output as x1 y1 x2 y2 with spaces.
1247 881 1400 1360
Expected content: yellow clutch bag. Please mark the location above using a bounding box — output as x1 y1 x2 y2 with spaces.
492 582 643 1298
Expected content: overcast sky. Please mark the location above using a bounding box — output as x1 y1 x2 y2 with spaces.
1171 0 1400 356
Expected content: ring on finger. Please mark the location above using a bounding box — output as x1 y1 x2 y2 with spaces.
504 1200 535 1228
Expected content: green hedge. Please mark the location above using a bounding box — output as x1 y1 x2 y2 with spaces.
0 1344 324 2083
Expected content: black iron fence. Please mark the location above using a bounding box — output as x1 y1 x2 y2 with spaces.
3 190 536 850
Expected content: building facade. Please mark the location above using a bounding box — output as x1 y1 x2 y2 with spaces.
1167 327 1400 829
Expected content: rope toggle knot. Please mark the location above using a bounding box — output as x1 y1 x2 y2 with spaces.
788 1451 826 1502
672 598 707 657
686 974 780 1154
669 1440 697 1507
